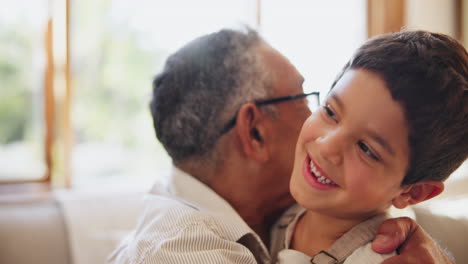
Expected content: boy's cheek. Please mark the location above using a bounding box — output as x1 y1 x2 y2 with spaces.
299 117 323 143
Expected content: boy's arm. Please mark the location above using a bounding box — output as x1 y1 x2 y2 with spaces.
371 217 455 264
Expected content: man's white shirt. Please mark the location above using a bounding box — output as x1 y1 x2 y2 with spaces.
108 167 270 264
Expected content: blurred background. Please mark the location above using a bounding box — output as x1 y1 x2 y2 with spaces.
0 0 466 199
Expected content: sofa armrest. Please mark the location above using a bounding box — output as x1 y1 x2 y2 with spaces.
413 204 468 264
0 197 71 264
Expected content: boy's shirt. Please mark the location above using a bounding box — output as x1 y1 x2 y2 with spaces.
269 204 396 264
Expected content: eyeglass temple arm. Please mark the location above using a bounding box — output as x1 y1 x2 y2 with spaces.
221 91 320 135
254 91 319 106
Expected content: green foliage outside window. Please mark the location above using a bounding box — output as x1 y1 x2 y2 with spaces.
0 28 35 144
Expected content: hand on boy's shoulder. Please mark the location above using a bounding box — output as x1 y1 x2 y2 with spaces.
372 217 455 264
344 243 395 263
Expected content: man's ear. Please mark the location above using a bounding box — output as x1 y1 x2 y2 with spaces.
235 103 269 162
392 181 444 209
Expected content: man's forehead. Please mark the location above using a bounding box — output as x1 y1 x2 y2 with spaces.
254 42 304 96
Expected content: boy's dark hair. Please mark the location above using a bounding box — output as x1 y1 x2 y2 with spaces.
332 30 468 185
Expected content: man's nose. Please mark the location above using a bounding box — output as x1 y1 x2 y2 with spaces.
316 130 344 166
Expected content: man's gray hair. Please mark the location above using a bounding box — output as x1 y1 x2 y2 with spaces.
150 28 275 163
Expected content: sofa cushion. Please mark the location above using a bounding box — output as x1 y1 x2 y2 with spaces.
55 191 145 264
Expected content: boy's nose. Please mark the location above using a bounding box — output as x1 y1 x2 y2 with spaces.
316 130 344 166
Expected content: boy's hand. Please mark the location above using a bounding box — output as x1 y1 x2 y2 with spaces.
372 217 455 264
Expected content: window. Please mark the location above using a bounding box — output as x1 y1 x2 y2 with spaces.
261 0 367 96
0 0 49 182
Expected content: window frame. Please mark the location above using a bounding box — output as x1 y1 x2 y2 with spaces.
0 0 71 188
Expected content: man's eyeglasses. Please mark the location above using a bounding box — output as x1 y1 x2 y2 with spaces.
220 91 320 134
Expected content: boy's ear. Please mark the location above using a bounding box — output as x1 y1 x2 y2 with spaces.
235 104 269 162
392 181 444 209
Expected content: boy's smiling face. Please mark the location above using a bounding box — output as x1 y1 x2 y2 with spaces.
290 69 411 221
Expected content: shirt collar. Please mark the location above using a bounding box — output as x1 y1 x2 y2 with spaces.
150 166 264 244
168 166 237 215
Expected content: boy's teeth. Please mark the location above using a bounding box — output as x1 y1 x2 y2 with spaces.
310 160 335 185
309 160 321 177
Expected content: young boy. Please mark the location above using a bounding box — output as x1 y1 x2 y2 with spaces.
270 30 468 264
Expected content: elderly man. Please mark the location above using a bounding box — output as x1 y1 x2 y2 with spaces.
109 29 454 264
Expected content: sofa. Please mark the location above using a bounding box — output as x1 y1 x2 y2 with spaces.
0 189 145 264
0 188 467 264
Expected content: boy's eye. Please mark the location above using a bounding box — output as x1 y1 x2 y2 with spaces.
323 104 338 121
358 141 379 161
